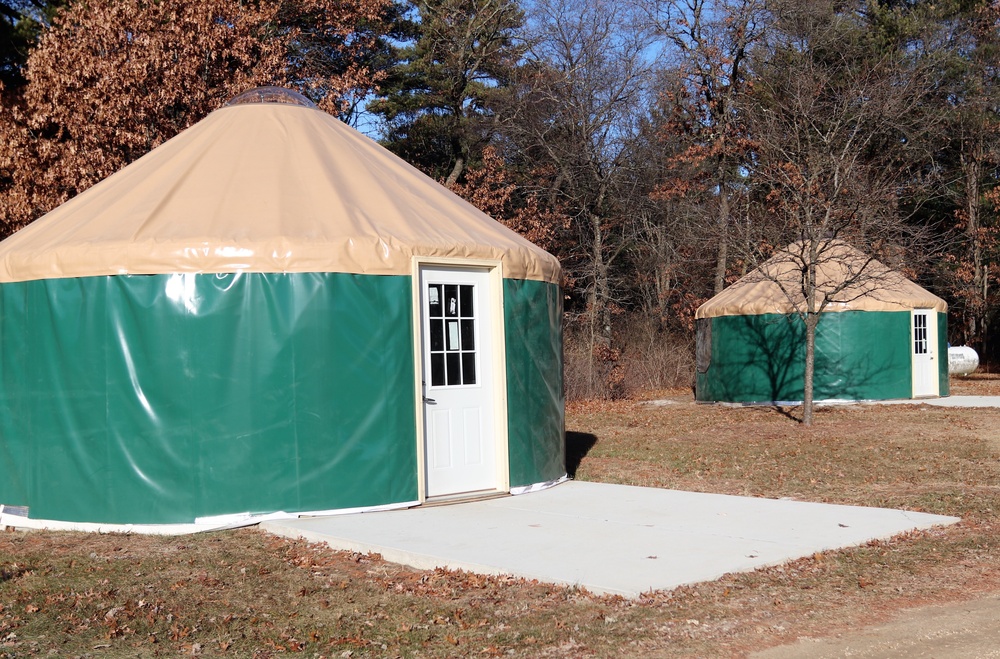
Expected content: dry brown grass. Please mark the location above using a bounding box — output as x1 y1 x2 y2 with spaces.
4 382 1000 657
564 320 695 400
950 370 1000 396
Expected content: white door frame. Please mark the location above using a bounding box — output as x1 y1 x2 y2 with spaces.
411 258 509 502
911 309 939 398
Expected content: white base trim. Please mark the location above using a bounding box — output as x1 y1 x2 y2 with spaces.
716 397 940 408
509 474 568 496
0 500 420 535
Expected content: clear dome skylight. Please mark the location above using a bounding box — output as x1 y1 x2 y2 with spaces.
225 86 317 109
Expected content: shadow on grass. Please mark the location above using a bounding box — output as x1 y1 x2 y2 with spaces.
766 405 802 423
565 431 598 478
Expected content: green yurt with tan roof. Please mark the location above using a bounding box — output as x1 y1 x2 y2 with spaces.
695 240 948 404
0 88 564 530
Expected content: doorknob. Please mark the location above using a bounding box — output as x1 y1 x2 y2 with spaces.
421 380 436 404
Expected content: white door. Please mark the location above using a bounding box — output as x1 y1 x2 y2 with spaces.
912 309 938 397
419 266 498 498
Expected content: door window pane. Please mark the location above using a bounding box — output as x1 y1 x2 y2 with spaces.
460 285 474 317
460 319 475 350
430 320 444 351
462 352 477 385
430 353 445 386
428 284 442 318
427 282 480 387
446 320 460 351
914 314 927 355
444 285 459 317
446 352 461 385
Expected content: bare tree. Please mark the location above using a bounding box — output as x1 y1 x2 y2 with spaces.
622 104 720 331
745 0 940 425
646 0 768 294
502 0 656 339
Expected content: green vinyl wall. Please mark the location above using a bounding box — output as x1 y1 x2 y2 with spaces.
504 278 565 487
696 310 949 403
0 273 565 525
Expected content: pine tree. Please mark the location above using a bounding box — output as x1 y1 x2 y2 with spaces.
0 0 64 89
368 0 524 184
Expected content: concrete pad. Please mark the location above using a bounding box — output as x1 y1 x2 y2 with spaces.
261 481 958 597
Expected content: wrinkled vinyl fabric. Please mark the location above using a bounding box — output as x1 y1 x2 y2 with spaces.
0 103 560 285
0 273 418 524
696 241 947 319
695 311 949 403
939 312 950 395
0 273 564 525
504 279 565 487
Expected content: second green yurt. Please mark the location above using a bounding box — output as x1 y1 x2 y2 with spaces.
0 88 564 531
695 240 948 404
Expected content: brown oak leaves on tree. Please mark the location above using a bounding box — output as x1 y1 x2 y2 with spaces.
0 0 391 235
447 146 569 254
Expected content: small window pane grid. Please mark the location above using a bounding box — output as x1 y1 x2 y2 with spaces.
913 314 928 355
427 283 478 387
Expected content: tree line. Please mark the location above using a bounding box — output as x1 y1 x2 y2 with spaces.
2 0 1000 398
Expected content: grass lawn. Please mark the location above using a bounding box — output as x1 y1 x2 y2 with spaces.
3 375 1000 657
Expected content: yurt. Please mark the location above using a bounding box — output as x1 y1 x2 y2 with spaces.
695 240 948 404
0 88 564 530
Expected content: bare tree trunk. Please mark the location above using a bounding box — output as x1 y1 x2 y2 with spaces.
714 190 730 294
591 213 613 347
802 241 819 427
803 314 817 427
656 259 672 324
963 149 984 350
587 286 597 398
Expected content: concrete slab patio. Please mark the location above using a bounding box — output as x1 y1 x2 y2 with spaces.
262 481 958 597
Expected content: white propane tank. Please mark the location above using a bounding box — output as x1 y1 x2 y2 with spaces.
948 345 980 376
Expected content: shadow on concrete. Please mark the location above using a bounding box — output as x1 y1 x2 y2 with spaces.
565 431 598 478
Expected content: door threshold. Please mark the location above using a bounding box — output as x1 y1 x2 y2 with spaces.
422 491 510 507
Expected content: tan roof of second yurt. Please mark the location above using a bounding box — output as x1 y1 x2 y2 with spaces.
696 240 946 319
0 88 560 284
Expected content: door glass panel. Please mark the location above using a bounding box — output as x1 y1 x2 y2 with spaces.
446 352 461 385
462 352 477 385
446 320 460 351
444 285 459 317
914 314 927 355
430 319 444 351
430 353 445 386
460 319 475 350
427 282 479 388
428 284 442 317
460 285 474 317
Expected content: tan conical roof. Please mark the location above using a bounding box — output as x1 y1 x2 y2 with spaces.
0 100 560 284
696 240 946 319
